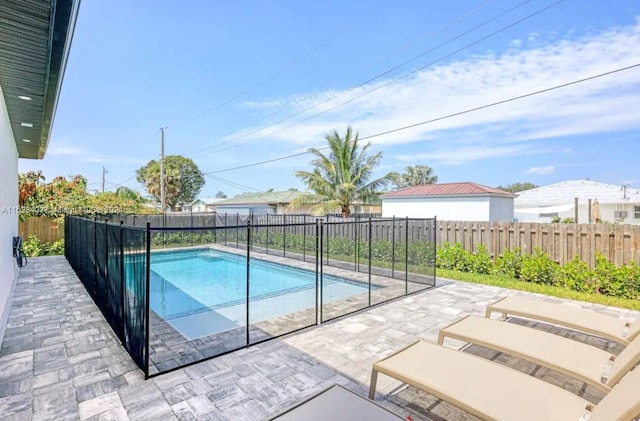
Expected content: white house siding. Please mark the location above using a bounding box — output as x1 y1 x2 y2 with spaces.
489 196 515 222
516 202 640 224
0 86 19 343
382 196 491 220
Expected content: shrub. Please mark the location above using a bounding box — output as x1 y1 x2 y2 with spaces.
561 217 575 223
494 248 522 279
470 244 492 275
557 256 595 293
436 242 472 271
22 235 65 257
519 248 559 284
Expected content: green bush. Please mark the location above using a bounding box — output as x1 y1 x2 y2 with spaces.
519 248 559 284
494 248 522 279
22 235 65 257
470 244 493 275
557 256 595 293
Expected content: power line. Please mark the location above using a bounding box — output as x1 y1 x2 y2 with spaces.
169 15 366 128
178 0 505 156
204 62 640 174
183 0 543 157
204 173 261 192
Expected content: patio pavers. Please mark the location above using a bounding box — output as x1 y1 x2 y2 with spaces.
0 256 638 420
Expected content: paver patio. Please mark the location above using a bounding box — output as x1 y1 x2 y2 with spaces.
1 256 638 420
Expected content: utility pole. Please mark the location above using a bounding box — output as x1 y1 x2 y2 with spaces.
101 166 107 193
160 127 166 213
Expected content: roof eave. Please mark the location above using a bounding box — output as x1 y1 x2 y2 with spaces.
382 193 516 199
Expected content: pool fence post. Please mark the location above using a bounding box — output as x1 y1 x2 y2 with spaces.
236 213 239 249
315 219 319 325
93 218 98 297
144 222 151 379
246 220 251 347
283 213 287 257
433 216 437 286
265 213 269 255
319 220 324 323
190 210 194 246
104 220 110 326
353 218 357 271
405 217 409 295
119 221 125 344
391 216 396 278
224 213 227 245
368 217 372 306
303 215 306 262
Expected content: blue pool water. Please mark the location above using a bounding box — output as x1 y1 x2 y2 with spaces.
149 249 370 339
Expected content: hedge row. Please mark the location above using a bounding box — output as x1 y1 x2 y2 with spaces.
437 242 640 299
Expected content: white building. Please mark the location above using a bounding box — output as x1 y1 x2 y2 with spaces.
183 197 223 213
0 1 79 342
381 182 515 221
515 180 640 224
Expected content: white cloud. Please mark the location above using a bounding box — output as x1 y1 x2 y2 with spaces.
526 165 556 175
216 17 640 164
48 146 83 156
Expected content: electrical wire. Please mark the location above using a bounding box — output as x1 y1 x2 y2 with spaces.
204 173 261 192
177 0 503 156
183 0 542 157
203 62 640 174
203 0 566 156
168 14 367 128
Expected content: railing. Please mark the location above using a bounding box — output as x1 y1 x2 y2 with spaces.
65 215 436 378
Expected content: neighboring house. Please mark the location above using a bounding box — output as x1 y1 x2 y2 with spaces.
514 179 640 224
381 182 515 221
183 197 222 213
0 1 79 342
214 191 312 215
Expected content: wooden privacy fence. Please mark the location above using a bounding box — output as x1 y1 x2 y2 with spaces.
19 217 64 243
437 220 640 267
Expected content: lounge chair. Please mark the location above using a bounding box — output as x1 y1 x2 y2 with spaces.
486 296 640 345
438 315 640 392
369 340 640 421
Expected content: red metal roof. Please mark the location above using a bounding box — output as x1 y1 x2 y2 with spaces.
382 182 514 197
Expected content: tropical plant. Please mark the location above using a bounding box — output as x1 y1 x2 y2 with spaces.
292 127 395 217
215 191 227 199
136 155 205 211
390 165 437 189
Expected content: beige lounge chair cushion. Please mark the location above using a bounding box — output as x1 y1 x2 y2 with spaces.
487 296 638 345
373 341 589 421
439 315 615 391
590 367 640 421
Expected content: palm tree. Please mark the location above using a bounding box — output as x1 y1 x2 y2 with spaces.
390 165 438 189
293 127 394 217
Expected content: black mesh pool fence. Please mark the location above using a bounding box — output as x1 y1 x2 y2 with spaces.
65 214 436 378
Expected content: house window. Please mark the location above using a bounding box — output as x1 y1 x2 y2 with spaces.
615 210 628 219
539 212 558 218
635 206 640 219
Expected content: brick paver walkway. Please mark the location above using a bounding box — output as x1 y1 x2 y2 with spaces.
1 256 637 420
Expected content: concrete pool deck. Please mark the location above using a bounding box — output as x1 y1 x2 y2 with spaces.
1 256 638 420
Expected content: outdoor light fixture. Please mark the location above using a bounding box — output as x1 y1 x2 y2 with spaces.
22 139 31 143
18 95 32 100
20 122 33 127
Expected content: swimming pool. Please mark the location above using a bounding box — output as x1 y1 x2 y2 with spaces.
148 248 370 339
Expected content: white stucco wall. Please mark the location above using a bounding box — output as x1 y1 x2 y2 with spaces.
382 196 493 220
489 196 515 221
515 202 640 224
0 86 19 343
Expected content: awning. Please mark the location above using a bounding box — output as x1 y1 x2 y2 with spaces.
514 203 575 214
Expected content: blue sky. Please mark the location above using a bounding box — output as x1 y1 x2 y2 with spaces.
19 0 640 198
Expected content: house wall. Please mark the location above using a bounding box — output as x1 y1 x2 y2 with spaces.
216 205 276 215
488 196 515 222
381 196 492 220
0 86 19 343
516 202 640 224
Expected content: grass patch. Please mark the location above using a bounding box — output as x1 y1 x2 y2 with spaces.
437 268 640 312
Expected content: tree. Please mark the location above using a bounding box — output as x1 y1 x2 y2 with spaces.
390 165 437 189
496 182 538 193
136 155 205 211
215 191 227 199
292 127 395 217
115 186 144 201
